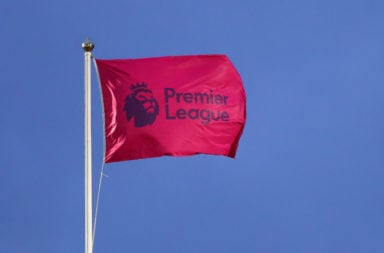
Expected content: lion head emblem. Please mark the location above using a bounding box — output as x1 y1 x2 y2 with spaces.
124 83 159 127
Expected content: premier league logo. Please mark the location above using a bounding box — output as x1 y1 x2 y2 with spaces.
124 83 159 127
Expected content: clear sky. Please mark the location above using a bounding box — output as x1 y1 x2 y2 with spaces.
1 0 384 252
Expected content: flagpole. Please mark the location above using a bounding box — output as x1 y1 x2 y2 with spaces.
82 39 94 253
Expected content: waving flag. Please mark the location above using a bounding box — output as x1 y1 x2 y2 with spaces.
95 55 246 163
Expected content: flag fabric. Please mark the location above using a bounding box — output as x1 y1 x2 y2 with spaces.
95 55 246 163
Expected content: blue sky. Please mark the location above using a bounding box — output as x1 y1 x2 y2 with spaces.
1 0 384 252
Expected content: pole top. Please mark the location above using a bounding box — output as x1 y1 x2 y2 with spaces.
82 38 94 52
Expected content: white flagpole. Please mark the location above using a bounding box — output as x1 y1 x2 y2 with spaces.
82 39 94 253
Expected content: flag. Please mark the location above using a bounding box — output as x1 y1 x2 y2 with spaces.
95 55 246 163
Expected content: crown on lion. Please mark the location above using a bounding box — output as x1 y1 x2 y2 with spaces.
130 83 148 91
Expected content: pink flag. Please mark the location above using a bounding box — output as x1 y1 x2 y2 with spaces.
95 55 246 162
